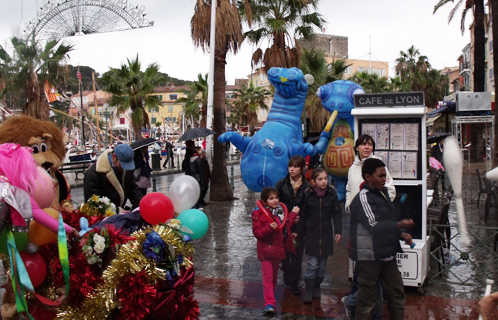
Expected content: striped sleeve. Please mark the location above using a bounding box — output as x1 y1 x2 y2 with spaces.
359 189 377 227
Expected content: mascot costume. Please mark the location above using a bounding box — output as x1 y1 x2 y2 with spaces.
0 116 71 210
314 81 365 201
219 67 316 192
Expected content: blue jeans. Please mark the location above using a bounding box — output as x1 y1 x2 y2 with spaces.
303 255 328 280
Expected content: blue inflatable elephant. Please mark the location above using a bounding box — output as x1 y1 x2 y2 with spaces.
314 80 365 201
219 67 316 192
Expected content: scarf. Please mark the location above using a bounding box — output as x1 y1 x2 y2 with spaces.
265 204 285 223
290 175 303 195
314 186 327 198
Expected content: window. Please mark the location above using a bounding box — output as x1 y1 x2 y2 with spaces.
490 40 494 52
152 95 162 100
120 117 125 125
358 67 367 73
167 106 173 113
91 108 95 115
491 68 494 79
377 68 386 77
169 94 177 100
151 117 156 124
344 66 351 75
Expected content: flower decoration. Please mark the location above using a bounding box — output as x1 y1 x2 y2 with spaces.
79 195 116 219
81 228 110 265
142 231 166 263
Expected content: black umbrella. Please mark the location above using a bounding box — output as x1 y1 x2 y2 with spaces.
178 127 216 142
130 138 158 151
427 132 451 144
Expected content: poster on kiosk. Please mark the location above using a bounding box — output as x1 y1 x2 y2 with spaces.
351 91 429 290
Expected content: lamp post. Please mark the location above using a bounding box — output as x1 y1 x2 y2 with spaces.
99 104 112 149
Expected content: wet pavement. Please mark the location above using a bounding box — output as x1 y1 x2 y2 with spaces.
67 161 498 319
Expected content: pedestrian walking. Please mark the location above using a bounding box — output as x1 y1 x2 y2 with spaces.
197 148 211 206
252 187 299 314
342 134 396 320
181 140 205 209
349 158 414 320
162 140 175 168
275 155 310 295
297 167 342 304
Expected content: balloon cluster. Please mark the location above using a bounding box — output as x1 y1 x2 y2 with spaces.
139 176 209 240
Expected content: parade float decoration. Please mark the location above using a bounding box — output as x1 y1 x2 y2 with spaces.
314 81 365 201
219 67 316 192
0 116 71 210
0 161 206 320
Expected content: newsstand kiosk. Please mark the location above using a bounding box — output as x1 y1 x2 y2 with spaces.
351 92 429 292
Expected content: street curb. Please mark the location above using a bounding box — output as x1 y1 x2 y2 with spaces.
68 160 240 189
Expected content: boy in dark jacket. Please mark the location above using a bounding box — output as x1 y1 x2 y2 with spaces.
349 158 413 320
275 155 310 295
297 167 342 304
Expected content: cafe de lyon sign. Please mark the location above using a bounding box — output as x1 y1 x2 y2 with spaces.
354 92 425 108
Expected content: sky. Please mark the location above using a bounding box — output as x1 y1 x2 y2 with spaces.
0 0 473 85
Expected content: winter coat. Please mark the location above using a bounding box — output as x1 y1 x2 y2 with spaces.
84 149 144 210
275 174 311 234
349 183 403 261
345 154 396 212
298 186 342 257
200 158 211 189
182 151 205 186
252 207 297 261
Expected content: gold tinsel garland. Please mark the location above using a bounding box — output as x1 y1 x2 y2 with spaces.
56 225 194 319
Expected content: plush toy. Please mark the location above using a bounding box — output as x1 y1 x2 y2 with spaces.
0 115 71 209
0 143 75 319
314 81 365 201
219 67 316 192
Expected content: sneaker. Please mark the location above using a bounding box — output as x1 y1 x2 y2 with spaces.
263 304 275 314
341 296 355 320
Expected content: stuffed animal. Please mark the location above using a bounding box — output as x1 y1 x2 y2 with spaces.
0 115 71 209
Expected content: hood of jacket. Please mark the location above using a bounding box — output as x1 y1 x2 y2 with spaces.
96 149 125 206
353 153 381 166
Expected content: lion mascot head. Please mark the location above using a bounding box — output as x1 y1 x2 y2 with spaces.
0 116 70 208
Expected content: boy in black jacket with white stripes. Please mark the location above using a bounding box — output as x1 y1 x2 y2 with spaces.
349 158 413 320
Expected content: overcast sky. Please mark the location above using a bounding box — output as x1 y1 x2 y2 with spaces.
0 0 472 84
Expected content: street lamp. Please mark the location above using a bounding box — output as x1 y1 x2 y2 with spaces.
99 103 112 149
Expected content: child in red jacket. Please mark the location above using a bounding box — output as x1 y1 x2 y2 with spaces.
252 187 299 314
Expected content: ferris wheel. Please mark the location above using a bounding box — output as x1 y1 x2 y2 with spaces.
23 0 153 40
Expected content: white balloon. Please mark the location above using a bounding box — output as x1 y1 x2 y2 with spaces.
486 167 498 182
169 175 201 213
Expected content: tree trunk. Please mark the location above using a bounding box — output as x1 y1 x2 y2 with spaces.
492 0 498 166
473 0 486 92
210 50 234 201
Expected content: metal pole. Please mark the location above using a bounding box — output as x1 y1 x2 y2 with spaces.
80 81 85 147
152 174 157 192
206 0 216 165
230 164 234 190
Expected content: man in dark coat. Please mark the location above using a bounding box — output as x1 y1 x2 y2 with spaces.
275 156 310 295
162 140 175 168
349 158 413 320
84 144 144 211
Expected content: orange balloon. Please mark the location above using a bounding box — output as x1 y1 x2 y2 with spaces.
28 208 59 247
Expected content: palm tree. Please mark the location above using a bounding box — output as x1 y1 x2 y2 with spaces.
394 46 449 108
176 73 208 128
191 0 252 200
0 37 73 120
232 81 271 135
349 72 391 93
434 0 485 92
103 55 165 141
242 0 326 74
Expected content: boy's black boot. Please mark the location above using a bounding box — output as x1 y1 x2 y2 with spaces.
302 279 313 304
312 277 324 299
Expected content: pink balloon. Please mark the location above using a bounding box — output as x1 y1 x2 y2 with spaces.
31 167 55 209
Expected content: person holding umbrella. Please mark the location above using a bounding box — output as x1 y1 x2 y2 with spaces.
182 140 206 209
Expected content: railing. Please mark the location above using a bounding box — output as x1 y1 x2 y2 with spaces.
59 160 96 180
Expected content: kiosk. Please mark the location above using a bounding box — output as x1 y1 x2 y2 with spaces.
351 92 429 291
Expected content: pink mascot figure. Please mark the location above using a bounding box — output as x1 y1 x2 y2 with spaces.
0 143 77 319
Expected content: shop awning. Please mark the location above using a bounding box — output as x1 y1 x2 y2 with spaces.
426 114 442 125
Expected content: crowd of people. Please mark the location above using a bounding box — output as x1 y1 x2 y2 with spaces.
252 134 415 320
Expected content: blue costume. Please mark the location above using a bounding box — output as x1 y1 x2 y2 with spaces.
314 81 365 201
219 67 316 192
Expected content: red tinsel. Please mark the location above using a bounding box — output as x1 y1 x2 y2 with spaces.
38 224 135 307
60 207 104 231
116 270 156 320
